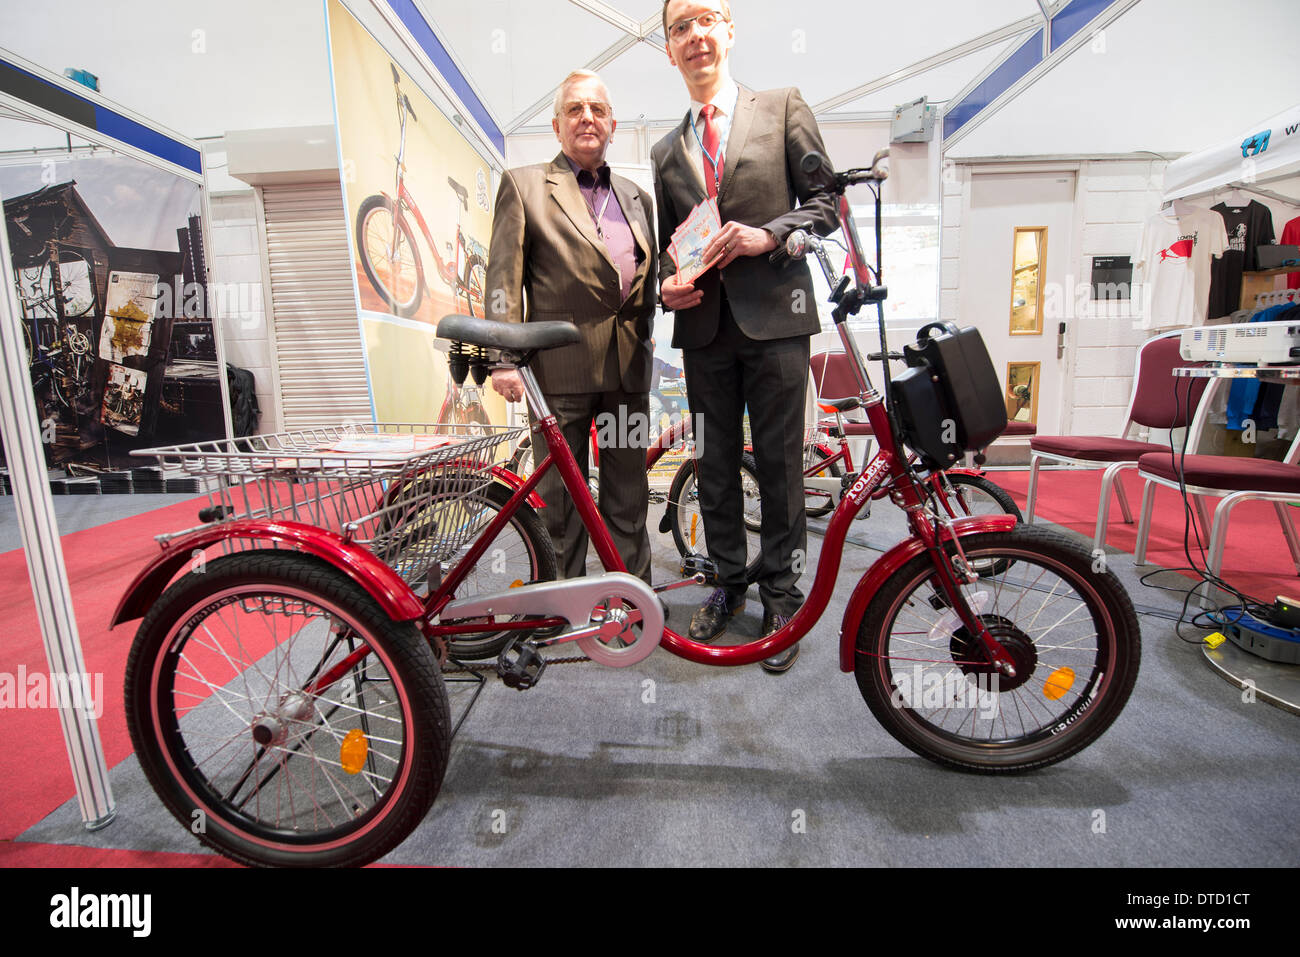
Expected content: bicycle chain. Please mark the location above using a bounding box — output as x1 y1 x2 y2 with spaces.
442 653 592 674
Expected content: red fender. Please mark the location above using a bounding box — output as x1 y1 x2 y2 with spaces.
838 514 1018 672
489 466 546 508
111 520 424 627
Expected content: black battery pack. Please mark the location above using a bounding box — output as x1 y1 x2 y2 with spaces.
890 322 1007 468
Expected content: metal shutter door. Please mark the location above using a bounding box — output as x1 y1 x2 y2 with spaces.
259 182 371 431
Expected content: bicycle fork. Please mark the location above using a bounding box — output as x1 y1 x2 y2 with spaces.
912 505 1019 680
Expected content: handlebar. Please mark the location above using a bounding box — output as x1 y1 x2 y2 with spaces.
800 148 889 191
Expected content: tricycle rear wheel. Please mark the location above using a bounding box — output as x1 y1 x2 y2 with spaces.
125 551 448 867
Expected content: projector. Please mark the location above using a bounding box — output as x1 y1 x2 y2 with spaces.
1180 321 1300 364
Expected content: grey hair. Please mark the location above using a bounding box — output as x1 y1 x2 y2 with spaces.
553 69 612 117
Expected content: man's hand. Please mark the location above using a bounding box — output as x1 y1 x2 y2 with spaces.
491 368 524 403
704 222 778 271
662 273 703 312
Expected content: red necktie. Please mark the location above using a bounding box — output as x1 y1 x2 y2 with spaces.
701 104 723 198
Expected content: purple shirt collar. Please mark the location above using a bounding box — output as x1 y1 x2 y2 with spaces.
562 154 638 303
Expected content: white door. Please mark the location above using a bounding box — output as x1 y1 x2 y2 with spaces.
958 171 1076 435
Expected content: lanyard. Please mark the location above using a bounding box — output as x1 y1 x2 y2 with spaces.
692 110 723 180
585 185 612 240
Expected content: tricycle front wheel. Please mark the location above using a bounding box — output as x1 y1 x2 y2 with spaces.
855 525 1140 773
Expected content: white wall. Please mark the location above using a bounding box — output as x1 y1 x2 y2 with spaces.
944 157 1300 450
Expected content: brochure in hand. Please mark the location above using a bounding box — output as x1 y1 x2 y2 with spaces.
669 197 723 285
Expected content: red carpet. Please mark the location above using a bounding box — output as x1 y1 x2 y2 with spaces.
0 494 209 840
996 468 1300 601
0 841 237 867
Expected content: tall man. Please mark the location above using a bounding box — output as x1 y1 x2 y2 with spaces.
487 70 657 583
651 1 837 672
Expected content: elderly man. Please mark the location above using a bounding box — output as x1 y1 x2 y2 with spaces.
651 1 837 672
486 70 657 583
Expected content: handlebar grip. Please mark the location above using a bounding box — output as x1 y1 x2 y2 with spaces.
800 151 836 190
785 229 811 261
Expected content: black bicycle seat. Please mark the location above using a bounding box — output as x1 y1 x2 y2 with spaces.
818 396 860 413
437 315 580 353
448 177 469 209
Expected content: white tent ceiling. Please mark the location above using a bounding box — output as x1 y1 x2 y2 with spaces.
0 0 1296 160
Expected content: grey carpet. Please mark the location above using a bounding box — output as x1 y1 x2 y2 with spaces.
15 490 1300 867
0 493 202 552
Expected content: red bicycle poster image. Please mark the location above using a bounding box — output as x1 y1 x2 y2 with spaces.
328 0 501 427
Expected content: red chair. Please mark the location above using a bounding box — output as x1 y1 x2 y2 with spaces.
1133 431 1300 604
810 351 874 439
1025 331 1208 553
812 351 1035 460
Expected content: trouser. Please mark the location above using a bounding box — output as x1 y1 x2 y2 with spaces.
530 387 652 584
682 301 809 617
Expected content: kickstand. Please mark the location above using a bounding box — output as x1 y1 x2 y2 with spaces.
443 657 488 742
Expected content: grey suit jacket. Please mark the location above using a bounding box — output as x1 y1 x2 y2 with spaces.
485 153 657 395
650 86 838 350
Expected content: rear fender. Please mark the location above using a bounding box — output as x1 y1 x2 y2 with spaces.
111 520 424 627
489 466 545 508
838 514 1017 672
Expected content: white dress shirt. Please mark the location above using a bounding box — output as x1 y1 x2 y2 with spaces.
684 76 740 193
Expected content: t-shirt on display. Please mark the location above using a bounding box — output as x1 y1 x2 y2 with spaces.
1136 205 1228 330
1283 216 1300 292
1207 200 1275 319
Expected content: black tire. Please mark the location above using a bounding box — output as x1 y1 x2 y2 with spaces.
424 481 558 659
667 450 762 584
803 444 844 518
935 472 1023 577
356 194 425 318
124 552 448 867
940 472 1023 523
855 525 1140 773
463 254 487 318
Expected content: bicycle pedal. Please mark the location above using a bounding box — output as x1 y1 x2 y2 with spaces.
679 553 718 583
497 639 547 691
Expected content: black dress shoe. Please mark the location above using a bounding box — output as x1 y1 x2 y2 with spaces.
689 588 746 642
760 611 799 674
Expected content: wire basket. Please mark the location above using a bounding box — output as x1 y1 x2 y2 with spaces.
133 422 526 586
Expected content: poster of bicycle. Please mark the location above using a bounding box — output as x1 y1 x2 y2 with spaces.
0 151 225 469
326 0 506 429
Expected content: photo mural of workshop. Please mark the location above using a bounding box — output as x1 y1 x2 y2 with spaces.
2 157 229 475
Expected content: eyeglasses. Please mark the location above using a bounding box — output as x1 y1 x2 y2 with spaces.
667 10 729 41
561 100 611 120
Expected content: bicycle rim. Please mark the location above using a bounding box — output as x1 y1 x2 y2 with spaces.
129 555 446 864
856 527 1139 771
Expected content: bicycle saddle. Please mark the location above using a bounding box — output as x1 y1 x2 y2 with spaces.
437 314 580 353
818 396 860 413
448 177 469 209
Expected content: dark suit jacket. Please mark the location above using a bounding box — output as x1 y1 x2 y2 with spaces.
485 153 657 395
651 86 838 350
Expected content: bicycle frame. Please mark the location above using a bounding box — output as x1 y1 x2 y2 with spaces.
424 346 1015 673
